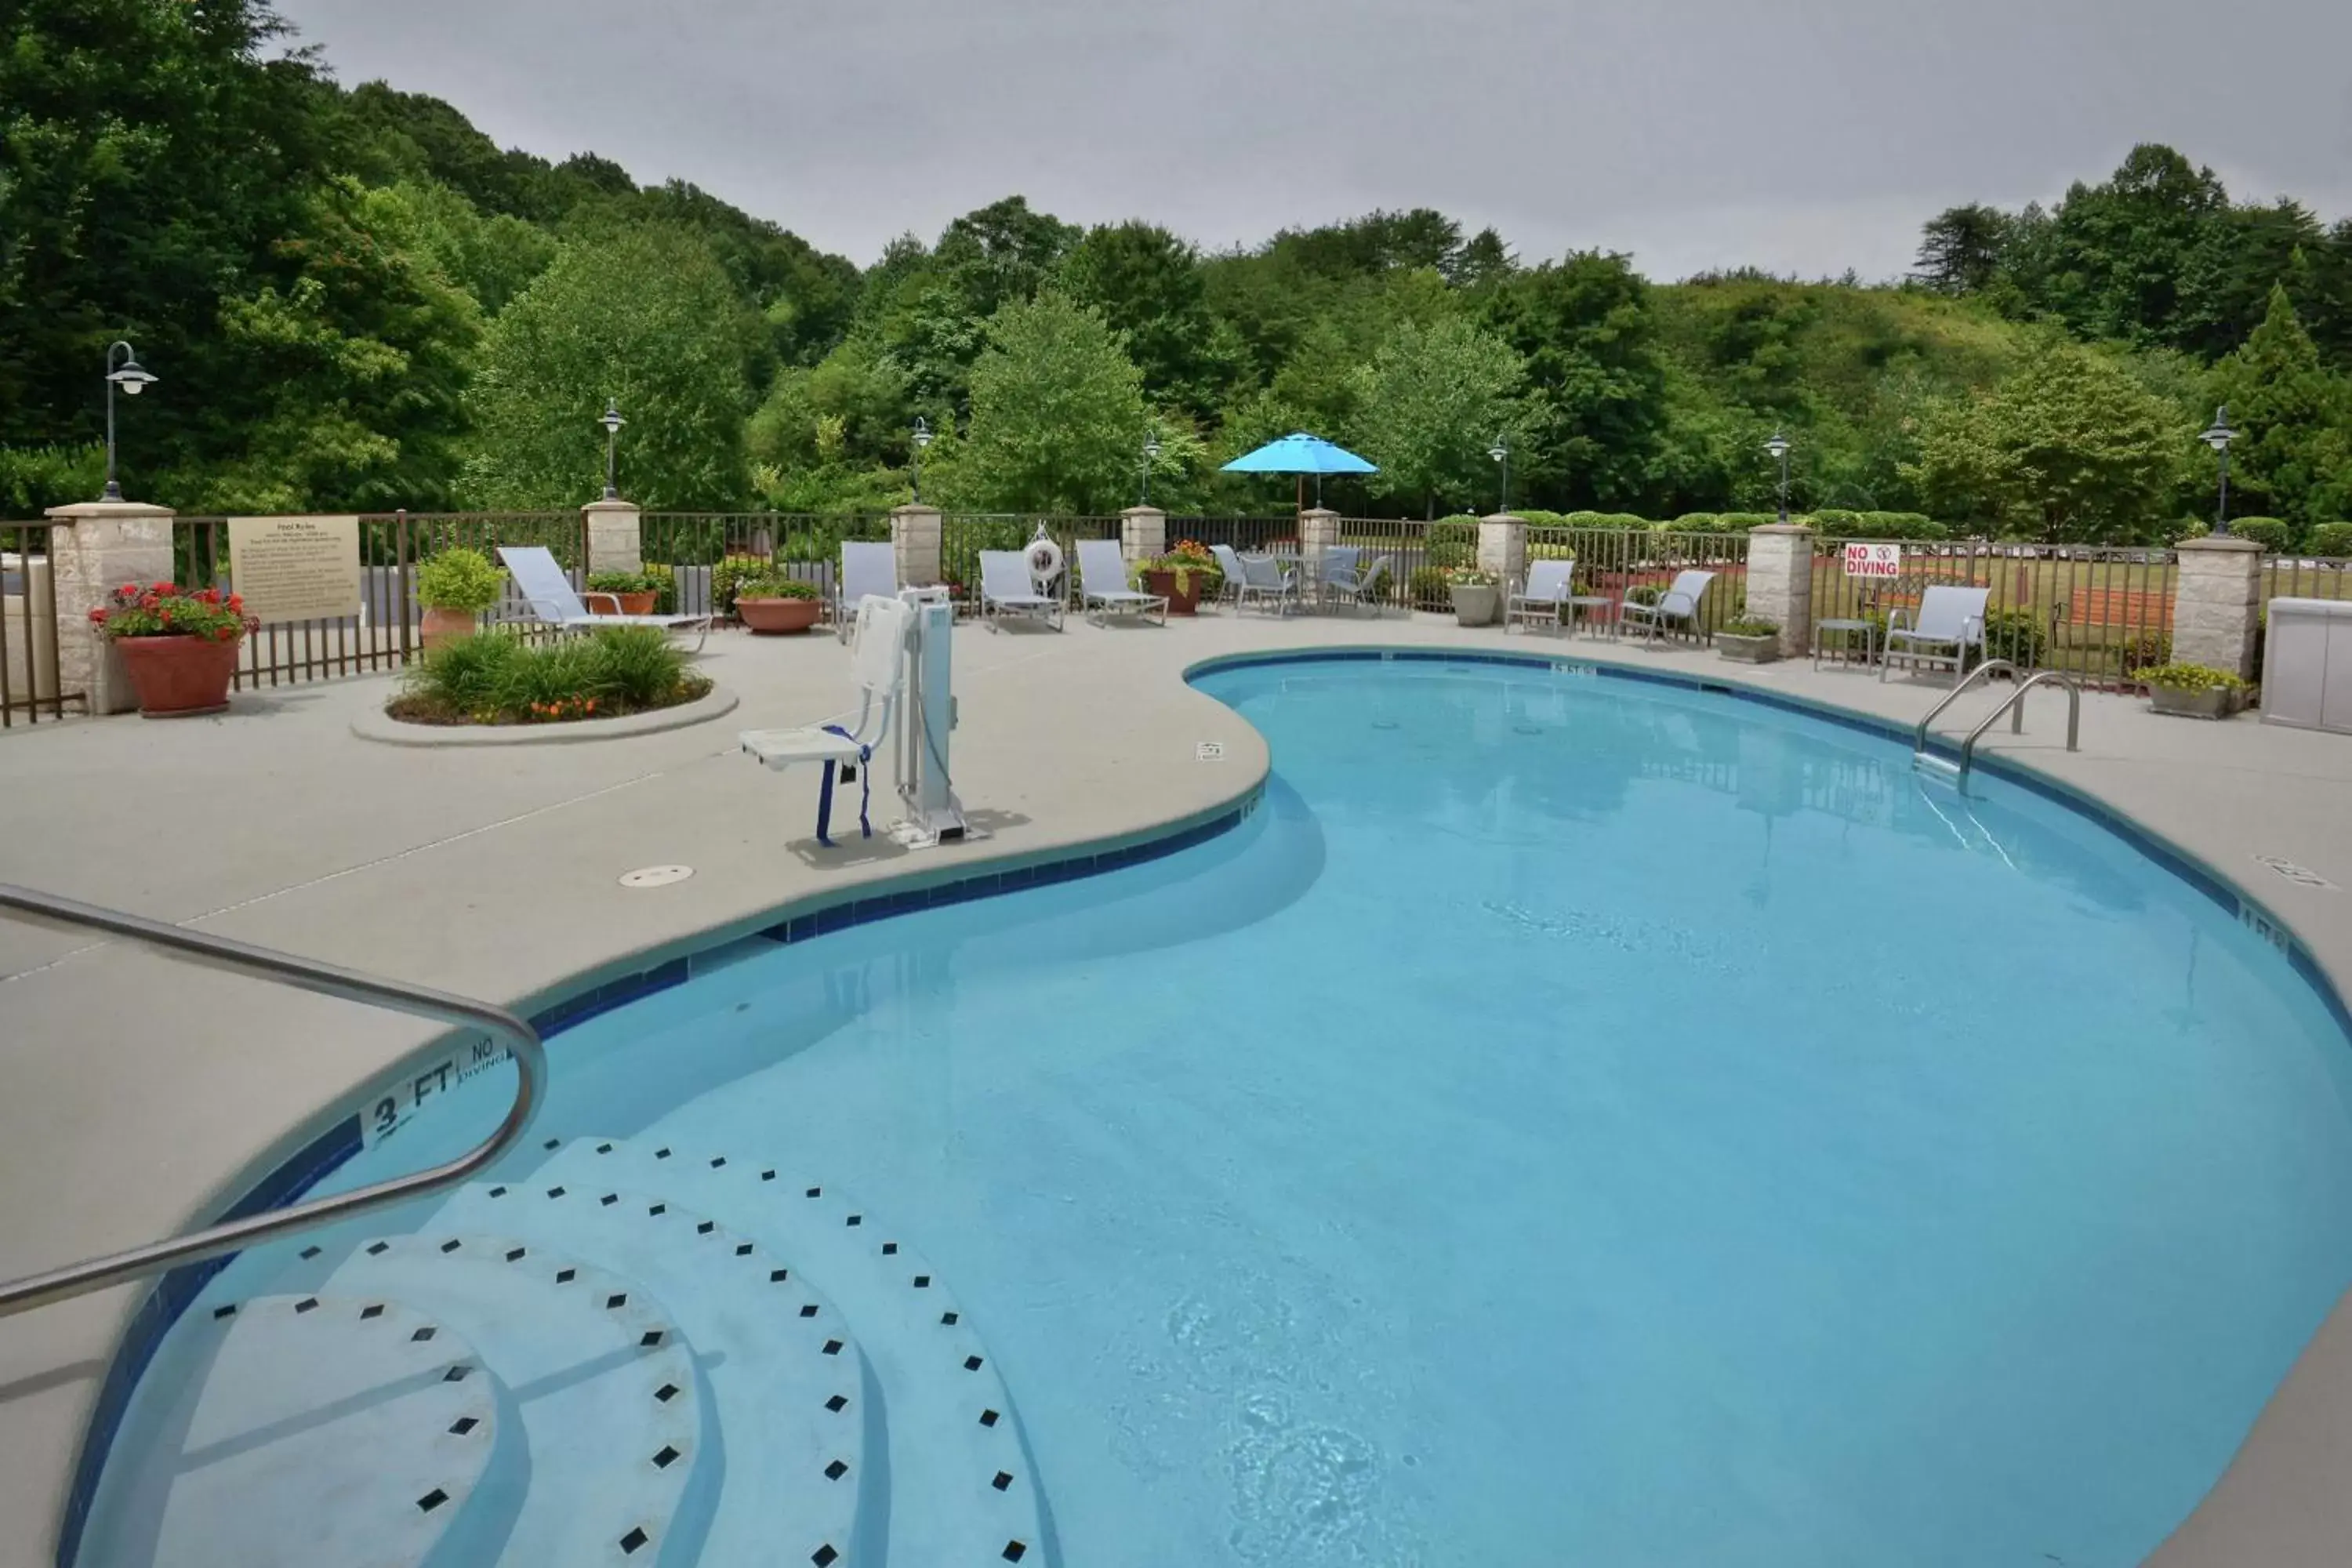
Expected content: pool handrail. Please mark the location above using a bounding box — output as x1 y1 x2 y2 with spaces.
0 883 546 1319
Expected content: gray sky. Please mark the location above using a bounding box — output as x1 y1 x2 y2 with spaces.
278 0 2352 279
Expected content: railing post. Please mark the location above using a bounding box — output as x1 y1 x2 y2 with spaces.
1745 521 1816 657
43 499 178 716
1120 505 1167 569
2173 535 2264 680
891 503 940 589
582 498 643 575
1478 512 1526 591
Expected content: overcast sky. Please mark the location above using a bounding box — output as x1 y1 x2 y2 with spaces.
276 0 2352 281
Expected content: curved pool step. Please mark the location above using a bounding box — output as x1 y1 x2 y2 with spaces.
432 1179 866 1567
324 1233 704 1567
541 1136 1049 1567
107 1294 497 1568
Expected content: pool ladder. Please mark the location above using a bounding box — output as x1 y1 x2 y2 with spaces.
1912 662 2081 790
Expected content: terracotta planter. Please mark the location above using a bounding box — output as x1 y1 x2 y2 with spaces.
113 633 240 717
591 590 658 616
419 606 480 650
1450 583 1500 626
2148 684 2238 720
738 596 823 635
1715 632 1781 664
1143 569 1201 616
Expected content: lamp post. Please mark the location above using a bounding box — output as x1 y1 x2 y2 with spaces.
2200 405 2237 537
101 341 158 502
1140 430 1162 506
598 401 626 501
1487 437 1511 514
910 416 934 504
1763 429 1792 526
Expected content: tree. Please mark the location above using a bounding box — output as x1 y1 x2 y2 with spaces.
1345 315 1529 517
462 226 758 510
1911 205 2012 296
2208 288 2352 530
1481 252 1668 508
1904 339 2181 542
2034 144 2229 345
953 293 1147 514
1058 222 1226 416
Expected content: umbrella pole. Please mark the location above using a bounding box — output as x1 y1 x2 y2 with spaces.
1295 474 1304 519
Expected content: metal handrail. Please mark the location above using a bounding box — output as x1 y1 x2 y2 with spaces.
0 884 546 1318
1912 659 2019 752
1958 670 2081 784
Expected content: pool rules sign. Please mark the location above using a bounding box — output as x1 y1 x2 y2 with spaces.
1842 543 1903 579
225 514 364 625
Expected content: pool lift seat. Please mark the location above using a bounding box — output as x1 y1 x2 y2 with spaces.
740 593 909 848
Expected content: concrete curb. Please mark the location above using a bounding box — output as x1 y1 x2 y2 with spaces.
350 685 740 747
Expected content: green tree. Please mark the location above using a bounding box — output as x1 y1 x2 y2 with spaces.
2034 144 2229 346
463 226 758 509
1058 222 1226 416
1911 205 2013 296
1904 339 2182 542
1482 252 1668 508
1346 316 1529 517
953 293 1147 514
2208 287 2352 530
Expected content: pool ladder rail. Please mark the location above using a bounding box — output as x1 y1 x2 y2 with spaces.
1912 662 2081 790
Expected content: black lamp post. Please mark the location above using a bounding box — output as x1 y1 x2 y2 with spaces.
1140 430 1162 506
1763 429 1792 526
599 401 626 501
2200 405 2237 536
910 416 934 503
1488 437 1511 514
101 341 158 502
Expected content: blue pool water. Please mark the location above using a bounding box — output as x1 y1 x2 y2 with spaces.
154 659 2352 1564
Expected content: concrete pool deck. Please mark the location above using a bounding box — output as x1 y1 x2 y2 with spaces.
3 608 2351 1566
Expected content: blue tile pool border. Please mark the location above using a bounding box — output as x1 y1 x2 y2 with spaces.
58 789 1258 1566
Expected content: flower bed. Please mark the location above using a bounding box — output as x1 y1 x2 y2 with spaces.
386 626 710 728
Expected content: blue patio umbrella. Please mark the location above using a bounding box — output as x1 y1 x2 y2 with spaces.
1221 431 1377 510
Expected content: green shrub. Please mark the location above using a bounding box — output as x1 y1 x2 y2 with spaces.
1515 509 1566 528
1561 511 1609 527
779 530 827 562
2307 522 2352 558
644 562 678 615
1715 513 1777 532
1406 565 1452 604
399 626 699 724
586 569 655 594
1665 513 1722 533
2137 661 2245 692
1424 540 1472 570
1858 512 1950 541
1719 615 1780 637
1428 517 1479 550
1600 514 1652 531
2229 517 2292 552
735 575 820 600
1977 606 2047 669
710 555 776 616
2121 630 2172 675
416 547 505 612
1806 509 1866 535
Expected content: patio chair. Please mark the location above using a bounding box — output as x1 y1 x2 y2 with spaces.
1316 546 1363 600
1219 549 1298 616
1506 558 1577 634
1208 544 1249 611
978 550 1065 632
1322 553 1393 615
495 546 712 652
1619 569 1716 646
834 540 898 644
1881 585 1990 687
739 593 911 846
1076 538 1168 626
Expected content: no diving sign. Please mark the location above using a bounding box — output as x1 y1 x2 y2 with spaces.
362 1037 514 1146
1843 543 1903 579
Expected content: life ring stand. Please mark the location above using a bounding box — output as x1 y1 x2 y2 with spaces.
1024 525 1065 590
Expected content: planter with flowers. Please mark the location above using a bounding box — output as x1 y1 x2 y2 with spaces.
1138 540 1223 615
1446 564 1501 626
416 547 505 649
89 583 256 717
734 575 824 634
1714 615 1783 664
2139 661 2248 720
584 570 659 616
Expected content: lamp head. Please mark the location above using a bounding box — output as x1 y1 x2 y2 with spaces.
1144 434 1161 460
1762 430 1791 461
599 401 626 436
107 354 156 396
1487 439 1509 463
2200 405 2235 454
911 415 934 451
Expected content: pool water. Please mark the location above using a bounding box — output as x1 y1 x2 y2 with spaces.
173 660 2352 1564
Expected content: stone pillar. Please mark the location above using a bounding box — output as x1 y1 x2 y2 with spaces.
2173 535 2264 679
45 499 176 716
1120 506 1167 568
582 499 643 574
891 503 940 589
1298 507 1341 590
1478 513 1527 590
1744 523 1815 656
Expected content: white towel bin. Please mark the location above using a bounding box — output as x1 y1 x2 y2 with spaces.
2262 597 2352 735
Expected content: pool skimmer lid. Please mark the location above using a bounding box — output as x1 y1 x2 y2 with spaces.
619 865 695 890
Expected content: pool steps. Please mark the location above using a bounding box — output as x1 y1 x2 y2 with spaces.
103 1134 1044 1567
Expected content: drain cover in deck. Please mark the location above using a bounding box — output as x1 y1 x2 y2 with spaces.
619 866 695 889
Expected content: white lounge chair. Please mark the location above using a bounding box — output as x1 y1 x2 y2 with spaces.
1321 552 1392 615
834 540 897 644
1507 558 1577 634
1076 538 1167 626
1881 585 1990 686
1621 568 1715 646
978 550 1065 632
739 593 909 846
495 546 713 652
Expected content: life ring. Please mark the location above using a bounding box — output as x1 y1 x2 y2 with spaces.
1025 533 1065 587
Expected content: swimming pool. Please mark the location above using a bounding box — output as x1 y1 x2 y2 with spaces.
89 656 2352 1566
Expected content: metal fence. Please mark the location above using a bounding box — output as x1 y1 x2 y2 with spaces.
939 515 1122 614
1526 525 1751 639
2 521 76 728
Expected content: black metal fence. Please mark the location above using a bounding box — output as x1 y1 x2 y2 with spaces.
1 521 75 727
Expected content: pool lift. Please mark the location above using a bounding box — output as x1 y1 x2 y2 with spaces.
739 588 975 850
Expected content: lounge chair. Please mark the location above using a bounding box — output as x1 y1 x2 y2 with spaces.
1620 569 1715 646
739 593 910 846
1881 585 1990 686
1076 538 1167 626
834 540 897 644
978 550 1065 632
1321 552 1392 615
495 546 713 652
1506 558 1577 634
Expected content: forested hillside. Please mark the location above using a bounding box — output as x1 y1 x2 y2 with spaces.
7 0 2350 541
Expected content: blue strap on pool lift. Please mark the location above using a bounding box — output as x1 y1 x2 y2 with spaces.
814 723 873 848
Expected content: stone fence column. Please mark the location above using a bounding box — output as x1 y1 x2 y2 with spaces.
1478 513 1527 590
1120 506 1167 568
44 499 176 716
1298 507 1341 589
1744 523 1815 657
2173 535 2264 679
582 499 643 575
891 503 940 589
